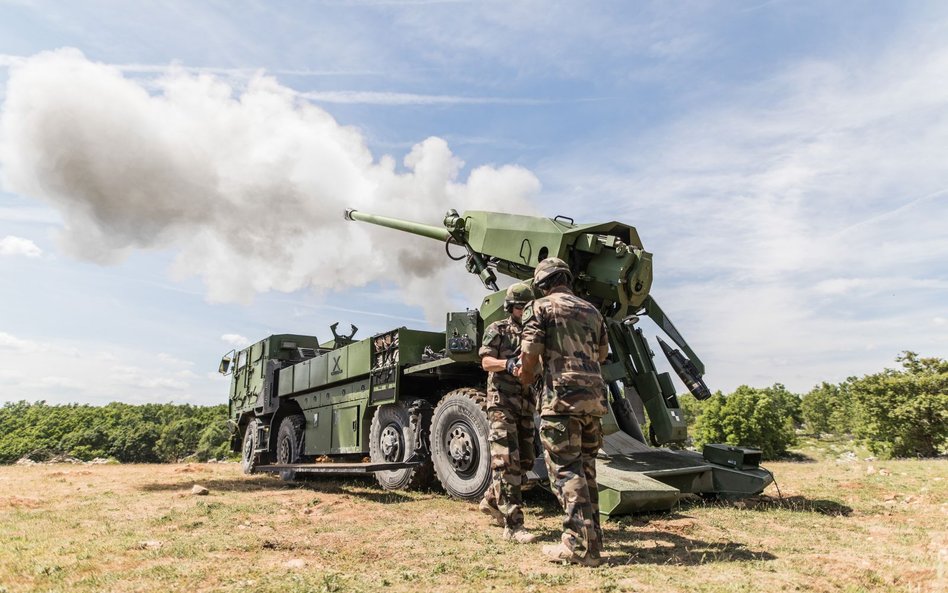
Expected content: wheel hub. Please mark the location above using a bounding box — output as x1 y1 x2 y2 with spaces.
447 422 476 473
380 424 402 462
278 435 291 464
242 432 254 460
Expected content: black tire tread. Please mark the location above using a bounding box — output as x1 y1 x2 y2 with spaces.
277 414 305 465
368 400 434 491
240 419 260 475
430 387 491 501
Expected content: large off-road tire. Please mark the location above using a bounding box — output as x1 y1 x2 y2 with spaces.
275 414 305 481
276 415 305 465
369 400 433 491
240 418 265 475
430 387 491 500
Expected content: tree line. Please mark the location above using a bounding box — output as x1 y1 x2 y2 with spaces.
679 352 947 459
0 401 231 464
1 352 944 464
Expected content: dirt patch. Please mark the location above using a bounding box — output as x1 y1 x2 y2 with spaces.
47 470 93 477
0 496 43 508
172 464 211 474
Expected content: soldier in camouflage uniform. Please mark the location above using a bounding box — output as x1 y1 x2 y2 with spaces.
520 257 609 567
478 282 538 544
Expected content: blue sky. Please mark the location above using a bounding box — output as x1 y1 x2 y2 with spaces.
0 0 945 405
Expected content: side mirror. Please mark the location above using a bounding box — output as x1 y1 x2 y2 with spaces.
218 356 232 375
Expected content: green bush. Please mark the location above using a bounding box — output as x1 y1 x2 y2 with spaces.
677 390 717 426
848 352 947 458
801 381 855 435
0 401 231 464
691 384 799 459
156 417 204 462
195 422 232 461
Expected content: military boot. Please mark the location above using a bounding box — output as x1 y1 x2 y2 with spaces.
503 526 537 544
541 543 602 567
478 498 504 527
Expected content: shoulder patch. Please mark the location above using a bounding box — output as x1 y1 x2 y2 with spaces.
482 326 498 346
522 303 535 324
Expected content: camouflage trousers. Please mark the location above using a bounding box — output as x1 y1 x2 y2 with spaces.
483 399 537 528
540 414 603 560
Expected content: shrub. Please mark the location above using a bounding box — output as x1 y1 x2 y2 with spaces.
691 384 799 459
801 381 855 435
0 401 229 464
195 421 232 461
677 390 717 426
848 352 947 458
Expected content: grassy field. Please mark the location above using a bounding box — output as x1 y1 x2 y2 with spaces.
1 439 944 593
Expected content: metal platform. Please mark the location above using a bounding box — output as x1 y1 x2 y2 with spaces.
594 430 772 515
605 450 710 473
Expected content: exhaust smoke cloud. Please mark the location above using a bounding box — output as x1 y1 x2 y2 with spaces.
0 49 540 319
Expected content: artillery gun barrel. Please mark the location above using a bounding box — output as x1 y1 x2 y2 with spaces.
344 209 451 242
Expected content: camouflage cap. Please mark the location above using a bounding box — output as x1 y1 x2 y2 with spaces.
533 257 572 288
505 282 533 308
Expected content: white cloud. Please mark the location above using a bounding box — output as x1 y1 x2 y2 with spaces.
111 365 190 391
934 317 947 327
0 54 25 68
0 53 382 79
0 369 22 381
299 90 546 106
814 278 869 296
221 333 251 349
33 376 83 390
156 352 194 367
813 277 948 297
0 331 221 404
0 235 42 257
0 331 41 352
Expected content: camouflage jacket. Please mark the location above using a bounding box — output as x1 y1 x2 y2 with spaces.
521 286 608 417
479 317 532 409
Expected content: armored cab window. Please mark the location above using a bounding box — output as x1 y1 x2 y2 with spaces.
236 349 249 370
298 347 318 359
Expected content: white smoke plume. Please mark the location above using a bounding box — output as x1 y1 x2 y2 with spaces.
0 49 540 319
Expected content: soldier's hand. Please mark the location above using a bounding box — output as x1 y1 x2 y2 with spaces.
505 357 519 375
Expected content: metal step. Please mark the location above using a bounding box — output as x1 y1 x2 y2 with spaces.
257 459 420 476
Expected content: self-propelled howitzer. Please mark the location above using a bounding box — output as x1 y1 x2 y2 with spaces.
344 207 709 445
219 208 771 518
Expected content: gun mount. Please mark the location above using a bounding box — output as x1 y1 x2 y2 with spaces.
345 208 713 443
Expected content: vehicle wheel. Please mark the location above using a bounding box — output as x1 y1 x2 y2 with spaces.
369 400 433 491
276 414 305 465
240 418 265 475
430 387 491 500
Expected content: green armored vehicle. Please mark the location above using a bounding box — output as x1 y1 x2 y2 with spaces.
220 209 771 516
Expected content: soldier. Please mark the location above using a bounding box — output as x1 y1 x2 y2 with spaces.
520 257 609 567
478 281 539 544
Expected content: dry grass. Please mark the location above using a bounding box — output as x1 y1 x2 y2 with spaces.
0 444 945 593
